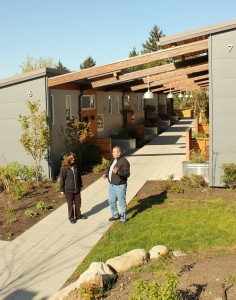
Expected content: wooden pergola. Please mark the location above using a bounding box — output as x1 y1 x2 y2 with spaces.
48 20 236 94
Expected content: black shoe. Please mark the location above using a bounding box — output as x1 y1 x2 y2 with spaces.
109 216 119 221
70 219 76 224
77 215 87 220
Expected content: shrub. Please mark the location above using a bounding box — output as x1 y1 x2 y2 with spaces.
191 174 205 188
130 271 181 300
24 209 38 218
192 133 209 138
12 181 29 200
221 163 236 189
189 150 206 163
36 201 49 210
92 157 109 174
181 175 205 188
168 185 184 194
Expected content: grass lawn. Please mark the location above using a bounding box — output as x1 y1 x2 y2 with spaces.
74 195 236 277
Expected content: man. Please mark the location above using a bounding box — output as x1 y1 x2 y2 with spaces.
102 146 130 223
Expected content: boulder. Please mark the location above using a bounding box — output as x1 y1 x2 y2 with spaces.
149 245 168 259
49 262 115 300
106 249 148 273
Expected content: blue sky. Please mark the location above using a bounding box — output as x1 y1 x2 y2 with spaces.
1 0 236 79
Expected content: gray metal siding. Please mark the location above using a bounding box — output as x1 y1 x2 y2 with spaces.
49 89 81 176
0 77 49 176
209 29 236 186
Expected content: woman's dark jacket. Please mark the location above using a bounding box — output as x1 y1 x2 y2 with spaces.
106 156 130 185
60 165 83 193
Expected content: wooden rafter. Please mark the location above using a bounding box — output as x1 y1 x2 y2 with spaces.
131 64 208 92
48 39 208 87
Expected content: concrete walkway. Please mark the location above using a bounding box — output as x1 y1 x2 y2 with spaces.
0 119 193 300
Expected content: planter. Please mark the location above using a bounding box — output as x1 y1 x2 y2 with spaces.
161 120 170 131
182 161 209 182
111 138 136 150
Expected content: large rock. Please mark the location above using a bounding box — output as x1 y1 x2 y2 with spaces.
106 249 148 273
149 245 168 259
49 262 115 300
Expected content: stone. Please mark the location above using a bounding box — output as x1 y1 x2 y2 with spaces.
106 249 148 273
149 245 168 259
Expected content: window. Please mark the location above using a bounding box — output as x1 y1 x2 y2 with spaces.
97 114 104 131
81 95 95 109
65 95 71 121
124 95 130 106
108 96 112 114
116 95 120 113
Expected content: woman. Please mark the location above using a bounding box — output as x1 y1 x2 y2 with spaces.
60 153 87 223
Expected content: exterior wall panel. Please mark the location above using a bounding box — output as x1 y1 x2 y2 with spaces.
0 77 49 175
209 29 236 186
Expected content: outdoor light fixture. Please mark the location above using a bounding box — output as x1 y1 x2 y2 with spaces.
184 89 189 98
178 86 183 99
143 76 154 99
167 83 174 98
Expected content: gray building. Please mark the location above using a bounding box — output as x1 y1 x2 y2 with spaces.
1 19 236 185
0 68 65 178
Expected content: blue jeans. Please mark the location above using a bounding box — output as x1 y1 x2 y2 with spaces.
108 183 127 222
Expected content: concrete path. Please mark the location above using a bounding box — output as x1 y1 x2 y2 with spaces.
0 119 193 300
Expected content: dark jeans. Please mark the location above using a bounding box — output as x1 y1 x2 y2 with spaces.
65 192 81 220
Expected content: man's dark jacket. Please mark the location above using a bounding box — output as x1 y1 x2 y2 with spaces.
60 165 83 193
106 156 130 185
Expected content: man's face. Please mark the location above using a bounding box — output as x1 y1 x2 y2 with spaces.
112 148 121 159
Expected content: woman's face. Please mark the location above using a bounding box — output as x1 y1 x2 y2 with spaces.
69 155 75 164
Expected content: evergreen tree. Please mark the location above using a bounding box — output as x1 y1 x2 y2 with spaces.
141 24 165 54
56 60 71 72
141 25 166 69
80 56 96 69
128 47 143 72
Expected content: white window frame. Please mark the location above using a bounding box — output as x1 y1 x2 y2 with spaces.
65 95 72 121
108 95 112 114
81 95 95 110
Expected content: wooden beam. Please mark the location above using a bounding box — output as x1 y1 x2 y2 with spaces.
91 56 208 88
48 39 208 87
131 65 208 92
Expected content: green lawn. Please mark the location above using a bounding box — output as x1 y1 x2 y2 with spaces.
74 196 236 276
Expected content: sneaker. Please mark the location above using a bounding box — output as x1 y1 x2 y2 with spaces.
109 216 119 221
70 219 76 224
77 215 87 220
120 219 128 224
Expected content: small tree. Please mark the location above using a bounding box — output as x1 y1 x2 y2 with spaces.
65 119 94 165
18 100 50 183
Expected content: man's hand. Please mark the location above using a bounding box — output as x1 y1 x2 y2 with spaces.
102 174 107 179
